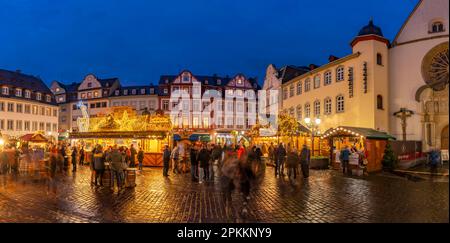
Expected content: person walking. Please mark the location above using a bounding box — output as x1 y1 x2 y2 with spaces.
107 145 125 189
163 145 171 177
71 146 78 172
197 144 210 183
60 144 68 172
286 147 299 179
130 144 137 168
211 144 222 180
299 144 311 179
79 146 85 166
92 145 105 186
340 145 351 175
276 143 287 177
137 147 144 171
429 149 441 174
171 145 180 174
190 145 199 182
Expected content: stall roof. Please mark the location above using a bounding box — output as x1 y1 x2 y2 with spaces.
321 126 396 140
20 133 48 143
69 131 168 139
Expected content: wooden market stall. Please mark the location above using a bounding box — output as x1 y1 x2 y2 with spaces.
321 126 396 173
69 108 172 167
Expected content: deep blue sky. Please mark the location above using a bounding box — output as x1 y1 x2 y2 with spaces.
0 0 417 86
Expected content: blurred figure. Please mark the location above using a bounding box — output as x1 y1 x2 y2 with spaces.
137 147 145 171
108 145 124 189
71 146 78 172
190 145 199 182
79 146 85 166
130 144 137 168
162 145 170 177
197 144 210 183
276 143 287 177
429 149 441 174
171 144 180 174
340 145 351 175
299 144 311 179
0 147 8 188
286 146 299 180
92 145 105 186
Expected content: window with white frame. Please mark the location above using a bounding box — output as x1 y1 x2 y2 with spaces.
141 89 146 94
304 103 311 118
2 87 9 95
314 100 320 116
149 88 154 94
25 90 31 98
163 100 169 110
7 103 14 112
115 90 119 95
296 105 302 121
324 97 332 115
336 66 344 82
289 84 294 97
25 105 31 114
123 90 128 95
16 103 23 113
24 121 30 131
15 89 22 97
16 120 23 131
314 75 320 89
7 120 14 130
0 102 4 111
132 89 136 95
226 101 234 112
431 21 444 33
36 93 42 100
324 71 332 85
226 89 234 96
336 95 345 113
304 79 311 92
297 81 302 95
46 95 51 102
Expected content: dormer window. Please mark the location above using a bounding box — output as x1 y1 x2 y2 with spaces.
94 91 99 97
205 80 208 85
182 74 190 83
431 21 445 33
55 88 60 92
140 89 146 94
2 87 9 95
131 89 136 95
164 88 168 94
25 90 31 98
165 79 169 84
237 79 243 85
46 95 51 102
115 90 119 96
87 82 92 88
36 93 42 100
149 88 154 94
217 79 221 85
123 90 128 95
15 89 22 97
106 82 109 87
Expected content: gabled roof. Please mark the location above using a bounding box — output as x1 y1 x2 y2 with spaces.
159 71 260 89
55 81 79 93
278 65 310 84
0 69 52 94
98 78 119 87
392 0 424 45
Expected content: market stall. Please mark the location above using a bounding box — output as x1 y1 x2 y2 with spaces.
69 107 172 167
321 126 396 173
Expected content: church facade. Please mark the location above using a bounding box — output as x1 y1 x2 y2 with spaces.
389 0 449 151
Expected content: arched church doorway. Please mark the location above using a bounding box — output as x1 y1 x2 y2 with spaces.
441 125 449 150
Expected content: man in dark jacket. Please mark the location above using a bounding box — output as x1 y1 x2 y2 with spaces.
299 145 311 178
92 146 105 186
130 144 137 168
197 145 210 182
71 146 78 172
107 145 125 189
79 146 85 166
276 143 287 177
137 147 145 171
190 145 198 182
163 145 171 177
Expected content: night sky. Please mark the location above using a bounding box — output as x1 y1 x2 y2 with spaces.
0 0 417 86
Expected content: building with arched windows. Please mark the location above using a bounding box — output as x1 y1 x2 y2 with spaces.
389 0 449 151
277 19 390 135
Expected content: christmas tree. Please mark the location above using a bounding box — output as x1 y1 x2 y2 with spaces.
381 143 398 171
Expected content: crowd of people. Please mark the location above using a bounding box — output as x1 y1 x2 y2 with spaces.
266 142 311 179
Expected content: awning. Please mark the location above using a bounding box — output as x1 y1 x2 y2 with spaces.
321 126 396 140
20 133 48 143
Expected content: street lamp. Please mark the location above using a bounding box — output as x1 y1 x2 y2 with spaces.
304 117 321 156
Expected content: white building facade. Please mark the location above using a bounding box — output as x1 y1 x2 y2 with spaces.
389 0 449 150
0 69 59 141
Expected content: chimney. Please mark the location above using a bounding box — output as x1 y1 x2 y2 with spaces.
328 55 339 62
309 64 318 70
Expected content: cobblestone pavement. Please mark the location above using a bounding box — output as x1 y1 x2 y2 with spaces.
0 165 448 223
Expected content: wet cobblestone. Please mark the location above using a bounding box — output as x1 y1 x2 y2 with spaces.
0 166 448 223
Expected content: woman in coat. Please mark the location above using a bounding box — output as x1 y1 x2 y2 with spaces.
92 145 105 186
197 145 210 183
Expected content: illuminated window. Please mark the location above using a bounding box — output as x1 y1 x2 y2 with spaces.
289 84 294 97
336 95 345 113
296 105 302 120
314 75 320 89
304 79 311 92
336 66 345 81
15 89 22 97
324 71 332 85
304 103 310 118
324 97 332 115
297 81 302 95
314 100 320 116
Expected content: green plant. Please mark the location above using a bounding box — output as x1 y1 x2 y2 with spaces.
381 143 398 171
